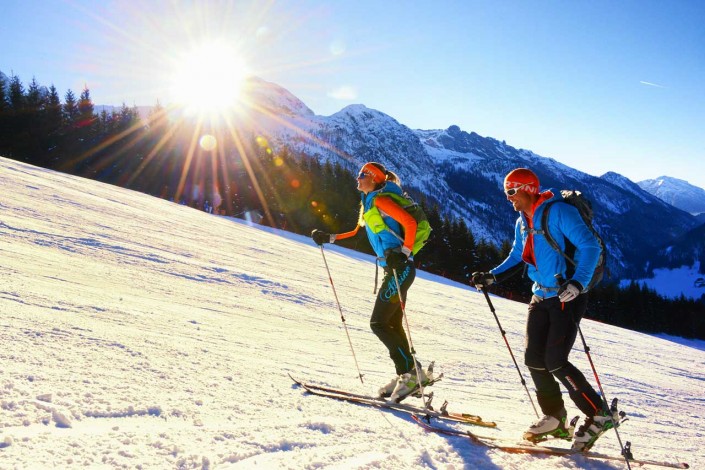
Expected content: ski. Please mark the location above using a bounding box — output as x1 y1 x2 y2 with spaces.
487 442 689 469
410 413 498 442
290 373 444 403
291 375 496 427
411 414 689 469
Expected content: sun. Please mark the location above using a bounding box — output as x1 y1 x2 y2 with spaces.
170 41 249 115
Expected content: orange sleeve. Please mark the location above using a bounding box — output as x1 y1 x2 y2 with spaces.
374 196 417 253
334 224 361 241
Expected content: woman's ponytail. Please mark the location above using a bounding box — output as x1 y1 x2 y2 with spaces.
385 170 401 186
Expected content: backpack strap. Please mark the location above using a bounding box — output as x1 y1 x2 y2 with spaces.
541 201 577 267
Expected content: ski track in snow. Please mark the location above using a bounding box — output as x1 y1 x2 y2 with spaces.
0 156 703 469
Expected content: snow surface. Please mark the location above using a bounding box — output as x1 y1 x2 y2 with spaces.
1 156 703 469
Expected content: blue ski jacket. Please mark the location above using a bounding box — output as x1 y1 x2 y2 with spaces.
361 182 406 267
491 189 601 298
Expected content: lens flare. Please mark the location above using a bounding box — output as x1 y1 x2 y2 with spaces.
199 134 217 151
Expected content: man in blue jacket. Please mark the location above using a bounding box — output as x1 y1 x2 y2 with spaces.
471 168 617 452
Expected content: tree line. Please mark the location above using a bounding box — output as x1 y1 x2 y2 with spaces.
1 72 703 339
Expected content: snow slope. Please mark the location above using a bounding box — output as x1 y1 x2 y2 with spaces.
1 157 703 469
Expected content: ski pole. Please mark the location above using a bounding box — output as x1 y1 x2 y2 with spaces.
576 323 631 469
391 267 429 408
555 275 631 469
480 287 540 418
319 246 365 384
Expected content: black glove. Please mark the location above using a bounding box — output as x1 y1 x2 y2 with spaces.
471 272 495 288
386 251 409 271
311 229 332 246
557 279 583 302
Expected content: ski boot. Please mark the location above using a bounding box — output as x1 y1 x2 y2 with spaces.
523 409 575 443
572 398 623 452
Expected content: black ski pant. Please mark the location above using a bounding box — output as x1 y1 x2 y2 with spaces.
524 293 604 418
370 262 417 376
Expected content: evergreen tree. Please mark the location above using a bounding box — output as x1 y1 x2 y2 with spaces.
435 216 455 278
7 74 29 159
419 204 444 273
40 85 64 168
117 102 135 131
57 89 80 172
448 218 476 281
0 73 9 155
26 77 42 110
97 109 110 136
63 89 78 125
0 73 7 112
8 74 25 110
77 86 96 140
78 86 94 118
24 77 45 163
44 85 63 130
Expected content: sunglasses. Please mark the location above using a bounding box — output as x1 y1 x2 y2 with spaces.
357 171 373 180
505 183 529 196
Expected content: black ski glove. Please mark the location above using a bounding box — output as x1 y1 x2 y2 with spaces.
471 272 495 288
311 229 332 246
386 251 409 271
557 279 583 303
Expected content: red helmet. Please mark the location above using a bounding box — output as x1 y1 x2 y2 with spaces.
504 168 540 195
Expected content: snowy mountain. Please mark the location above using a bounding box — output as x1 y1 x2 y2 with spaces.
235 79 697 278
242 76 316 118
1 156 703 469
638 176 705 217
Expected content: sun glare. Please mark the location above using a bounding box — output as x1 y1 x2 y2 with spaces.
199 134 217 151
170 42 249 115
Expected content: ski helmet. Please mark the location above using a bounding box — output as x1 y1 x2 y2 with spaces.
504 168 540 195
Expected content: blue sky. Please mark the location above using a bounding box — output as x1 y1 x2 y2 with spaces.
2 0 704 189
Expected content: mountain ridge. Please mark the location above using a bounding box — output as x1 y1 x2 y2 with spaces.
220 77 700 279
637 175 705 216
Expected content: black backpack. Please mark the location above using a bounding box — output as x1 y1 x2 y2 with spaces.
540 190 606 292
